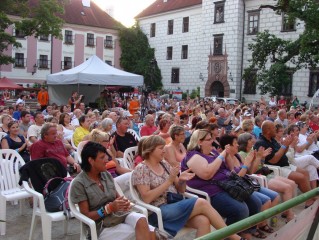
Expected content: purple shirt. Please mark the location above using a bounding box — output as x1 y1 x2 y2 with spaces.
181 150 231 197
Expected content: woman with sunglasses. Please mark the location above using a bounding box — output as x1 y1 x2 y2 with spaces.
1 121 30 162
181 130 261 239
133 135 243 239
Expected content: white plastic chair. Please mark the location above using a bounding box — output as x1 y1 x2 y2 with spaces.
68 180 98 240
22 180 70 240
0 149 31 235
137 123 145 129
123 146 138 170
0 132 7 141
114 172 147 216
68 173 147 240
127 128 140 142
264 164 282 177
249 174 268 188
129 173 196 236
186 185 211 204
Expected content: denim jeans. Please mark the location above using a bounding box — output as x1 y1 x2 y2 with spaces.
210 191 262 226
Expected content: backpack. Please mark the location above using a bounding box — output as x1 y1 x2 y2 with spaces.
43 177 73 218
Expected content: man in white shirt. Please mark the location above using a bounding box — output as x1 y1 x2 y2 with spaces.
27 112 45 144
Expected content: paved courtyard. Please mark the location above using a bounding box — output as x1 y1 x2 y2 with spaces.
1 199 316 240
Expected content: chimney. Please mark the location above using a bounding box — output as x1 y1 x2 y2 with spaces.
82 0 90 7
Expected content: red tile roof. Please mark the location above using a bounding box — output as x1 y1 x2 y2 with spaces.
136 0 202 19
28 0 121 29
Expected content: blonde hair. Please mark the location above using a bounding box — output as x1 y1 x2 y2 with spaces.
242 119 254 132
88 129 110 143
142 135 165 160
187 129 211 151
0 114 11 124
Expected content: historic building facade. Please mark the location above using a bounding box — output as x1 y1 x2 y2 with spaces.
0 0 121 87
136 0 314 103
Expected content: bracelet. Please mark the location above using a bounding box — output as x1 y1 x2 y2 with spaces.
15 148 19 152
305 141 309 145
218 155 225 162
97 207 105 218
178 180 186 185
241 165 249 170
281 145 287 150
104 204 110 215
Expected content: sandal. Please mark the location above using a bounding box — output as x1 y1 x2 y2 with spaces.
259 224 274 233
252 229 267 239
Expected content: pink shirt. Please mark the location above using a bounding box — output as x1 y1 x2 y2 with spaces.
140 125 157 137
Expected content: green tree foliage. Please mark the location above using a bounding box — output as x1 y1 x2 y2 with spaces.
0 0 66 65
243 0 319 96
119 24 163 91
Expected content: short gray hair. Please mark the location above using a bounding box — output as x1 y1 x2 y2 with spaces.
100 118 113 131
41 123 56 139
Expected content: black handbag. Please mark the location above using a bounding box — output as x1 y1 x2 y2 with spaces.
255 166 273 176
166 192 184 204
160 161 185 204
211 171 256 202
243 175 261 192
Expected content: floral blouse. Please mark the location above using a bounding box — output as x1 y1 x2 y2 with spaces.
132 161 177 207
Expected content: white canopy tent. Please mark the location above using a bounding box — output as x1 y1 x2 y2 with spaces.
47 55 143 105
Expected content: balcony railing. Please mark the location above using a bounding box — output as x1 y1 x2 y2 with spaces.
61 61 73 70
14 58 26 68
104 40 113 49
37 59 51 69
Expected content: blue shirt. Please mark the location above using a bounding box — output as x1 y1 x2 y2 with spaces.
13 111 21 120
253 125 262 138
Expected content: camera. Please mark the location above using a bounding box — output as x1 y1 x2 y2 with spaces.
67 165 75 174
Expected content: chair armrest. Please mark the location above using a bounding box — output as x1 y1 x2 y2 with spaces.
186 185 210 203
72 204 98 240
22 181 46 213
183 192 198 199
264 164 281 176
249 174 268 188
132 205 148 217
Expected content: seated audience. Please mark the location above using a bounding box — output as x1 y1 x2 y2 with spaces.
133 135 242 239
70 141 156 239
30 123 80 173
1 121 30 162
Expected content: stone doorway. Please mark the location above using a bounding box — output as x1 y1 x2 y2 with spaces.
211 81 224 97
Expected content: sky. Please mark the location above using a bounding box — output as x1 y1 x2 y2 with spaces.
93 0 156 27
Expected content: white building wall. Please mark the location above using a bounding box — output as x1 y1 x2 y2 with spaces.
138 0 312 102
243 0 309 103
139 5 204 94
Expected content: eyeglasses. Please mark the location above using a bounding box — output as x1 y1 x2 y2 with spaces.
202 137 213 142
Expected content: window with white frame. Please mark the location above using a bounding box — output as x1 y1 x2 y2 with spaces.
14 53 25 67
167 46 173 60
181 45 188 59
167 20 174 35
171 68 180 83
64 30 73 44
248 10 260 35
150 23 156 37
182 17 189 33
87 33 95 46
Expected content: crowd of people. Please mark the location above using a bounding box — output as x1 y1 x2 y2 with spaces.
1 90 319 239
